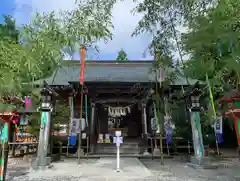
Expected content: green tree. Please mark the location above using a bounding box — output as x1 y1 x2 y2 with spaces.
116 49 128 61
0 0 116 101
182 0 240 92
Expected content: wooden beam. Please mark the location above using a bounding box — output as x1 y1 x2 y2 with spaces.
95 98 140 103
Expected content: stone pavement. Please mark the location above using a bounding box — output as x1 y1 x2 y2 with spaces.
10 158 155 181
140 158 240 181
8 157 240 181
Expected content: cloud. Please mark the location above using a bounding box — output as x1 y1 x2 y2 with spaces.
13 0 153 60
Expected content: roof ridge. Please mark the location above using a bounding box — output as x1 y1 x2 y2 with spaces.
61 60 154 66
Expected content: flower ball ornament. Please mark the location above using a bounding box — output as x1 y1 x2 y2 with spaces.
24 96 32 111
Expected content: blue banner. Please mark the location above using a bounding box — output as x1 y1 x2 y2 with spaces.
165 124 172 144
216 133 223 144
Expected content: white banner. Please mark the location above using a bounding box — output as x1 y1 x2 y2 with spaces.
69 118 86 136
69 118 80 136
214 116 223 134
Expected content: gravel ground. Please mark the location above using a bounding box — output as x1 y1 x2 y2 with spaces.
140 158 240 181
7 157 240 181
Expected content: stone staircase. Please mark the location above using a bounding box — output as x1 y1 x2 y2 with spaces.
95 140 141 155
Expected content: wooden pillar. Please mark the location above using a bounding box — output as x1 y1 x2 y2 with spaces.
142 103 150 155
90 103 95 153
142 103 147 136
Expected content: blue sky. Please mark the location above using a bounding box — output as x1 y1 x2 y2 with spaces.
0 0 153 60
0 0 15 22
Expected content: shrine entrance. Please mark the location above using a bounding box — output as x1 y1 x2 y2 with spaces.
86 82 150 154
96 103 142 141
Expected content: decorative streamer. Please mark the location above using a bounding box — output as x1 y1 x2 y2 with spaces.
206 74 216 117
206 73 221 156
24 96 32 112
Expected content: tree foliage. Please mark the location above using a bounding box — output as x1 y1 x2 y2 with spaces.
182 0 240 94
0 0 116 102
116 49 128 61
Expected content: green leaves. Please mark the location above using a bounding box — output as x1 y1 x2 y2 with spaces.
0 0 116 101
116 49 128 61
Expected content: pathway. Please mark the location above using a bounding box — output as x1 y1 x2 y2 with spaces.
8 157 240 181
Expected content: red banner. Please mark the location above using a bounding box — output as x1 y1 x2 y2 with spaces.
80 47 86 85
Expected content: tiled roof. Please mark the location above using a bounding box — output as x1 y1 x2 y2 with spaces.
36 61 156 85
35 60 195 86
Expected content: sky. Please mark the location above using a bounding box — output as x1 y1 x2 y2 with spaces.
0 0 153 60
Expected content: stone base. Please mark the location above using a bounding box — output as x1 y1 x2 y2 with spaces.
78 149 84 156
143 150 150 156
187 156 218 169
31 157 52 170
153 148 160 156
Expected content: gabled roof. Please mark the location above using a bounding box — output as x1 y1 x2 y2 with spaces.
35 60 195 86
36 60 156 85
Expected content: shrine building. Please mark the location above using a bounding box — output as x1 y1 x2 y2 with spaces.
36 60 189 154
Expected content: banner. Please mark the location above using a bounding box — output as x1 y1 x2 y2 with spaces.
69 118 80 136
214 116 223 134
80 47 86 85
164 123 172 144
214 116 223 144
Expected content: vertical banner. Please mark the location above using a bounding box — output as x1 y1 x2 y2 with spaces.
69 118 80 136
164 121 172 144
214 116 223 144
80 47 86 85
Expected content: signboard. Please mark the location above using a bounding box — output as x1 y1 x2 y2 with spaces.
214 116 223 134
113 136 123 146
151 117 158 131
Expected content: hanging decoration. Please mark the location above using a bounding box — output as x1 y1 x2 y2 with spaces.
24 95 32 112
107 106 131 117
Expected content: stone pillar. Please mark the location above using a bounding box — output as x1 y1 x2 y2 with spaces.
35 110 52 167
190 111 204 158
90 103 95 153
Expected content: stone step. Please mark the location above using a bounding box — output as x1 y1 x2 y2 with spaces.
96 143 140 154
96 148 140 154
97 144 139 148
